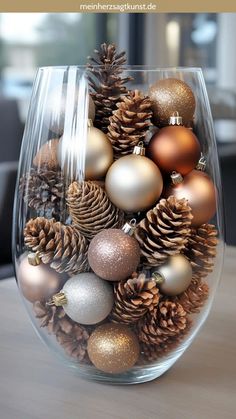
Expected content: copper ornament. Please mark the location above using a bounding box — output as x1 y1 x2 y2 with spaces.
87 323 140 374
33 139 59 170
88 228 140 282
147 126 201 175
164 170 216 227
149 78 196 127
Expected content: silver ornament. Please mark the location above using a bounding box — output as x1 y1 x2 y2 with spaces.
152 254 192 296
53 273 114 325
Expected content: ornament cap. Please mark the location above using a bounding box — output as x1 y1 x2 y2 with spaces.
133 142 145 156
152 271 164 285
169 112 183 126
28 252 41 266
87 119 94 128
196 153 207 171
122 219 137 236
49 291 67 307
171 171 183 185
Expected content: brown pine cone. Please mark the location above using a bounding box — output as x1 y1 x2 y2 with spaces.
87 43 132 133
184 224 218 280
67 181 124 240
24 217 89 275
110 273 160 324
138 300 187 345
135 196 193 268
107 90 153 159
19 168 66 220
33 301 66 334
56 321 91 362
174 279 209 314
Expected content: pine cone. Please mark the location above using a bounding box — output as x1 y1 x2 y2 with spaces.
24 217 89 275
107 90 153 159
110 273 160 324
56 321 91 362
138 300 187 345
174 279 209 314
33 301 66 334
87 43 132 133
184 224 218 280
67 181 124 240
19 168 66 220
135 196 193 268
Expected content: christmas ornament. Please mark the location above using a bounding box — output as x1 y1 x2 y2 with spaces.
138 301 187 345
67 181 124 240
58 120 113 181
87 323 140 373
151 254 192 296
147 122 201 175
20 168 65 219
174 279 209 314
164 170 216 227
105 142 163 212
184 223 218 280
18 254 64 303
24 217 89 275
149 78 196 127
50 273 114 325
33 139 60 170
135 196 192 268
87 42 132 133
111 273 160 324
107 90 152 159
88 220 140 282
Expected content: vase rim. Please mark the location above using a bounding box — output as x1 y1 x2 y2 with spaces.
37 65 203 73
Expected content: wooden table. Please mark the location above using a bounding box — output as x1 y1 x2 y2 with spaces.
0 247 236 419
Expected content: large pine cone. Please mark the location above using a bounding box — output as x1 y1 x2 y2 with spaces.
87 43 132 133
110 273 160 324
67 181 124 240
174 279 209 314
24 217 89 275
184 224 218 280
55 318 91 362
135 196 193 268
107 90 152 159
19 168 66 220
138 300 187 345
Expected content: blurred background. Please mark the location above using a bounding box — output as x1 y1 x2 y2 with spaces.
0 12 235 278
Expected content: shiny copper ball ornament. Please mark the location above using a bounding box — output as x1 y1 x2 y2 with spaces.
105 143 163 212
88 222 140 282
149 78 196 127
152 254 192 296
87 323 140 374
18 254 65 303
164 170 216 227
147 126 201 175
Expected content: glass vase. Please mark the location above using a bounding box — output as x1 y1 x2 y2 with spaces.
13 66 224 384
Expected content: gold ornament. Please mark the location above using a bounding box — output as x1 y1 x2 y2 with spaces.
105 142 163 212
87 323 140 373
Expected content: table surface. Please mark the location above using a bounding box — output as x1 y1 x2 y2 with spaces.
0 247 236 419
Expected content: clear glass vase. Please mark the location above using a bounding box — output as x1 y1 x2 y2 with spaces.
13 66 224 384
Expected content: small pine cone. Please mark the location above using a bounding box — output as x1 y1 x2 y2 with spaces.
33 301 65 334
87 43 132 133
24 217 89 275
135 196 193 268
19 168 66 219
110 273 160 324
56 322 91 362
107 90 152 159
67 181 124 240
174 279 209 314
184 224 218 280
138 300 187 345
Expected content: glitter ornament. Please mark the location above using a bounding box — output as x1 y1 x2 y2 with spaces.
88 220 140 282
87 323 140 373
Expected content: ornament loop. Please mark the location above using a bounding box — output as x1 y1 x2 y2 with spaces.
171 171 183 185
169 112 183 126
122 219 137 236
196 153 207 171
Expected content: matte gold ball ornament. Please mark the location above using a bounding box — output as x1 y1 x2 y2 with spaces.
88 220 140 282
152 254 192 296
105 142 163 212
149 78 196 127
87 323 140 374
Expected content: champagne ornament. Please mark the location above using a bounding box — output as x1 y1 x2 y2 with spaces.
147 113 201 175
50 273 114 325
105 142 163 212
88 220 140 282
164 170 216 227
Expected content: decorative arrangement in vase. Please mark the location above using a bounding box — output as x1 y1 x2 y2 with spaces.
13 43 224 384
